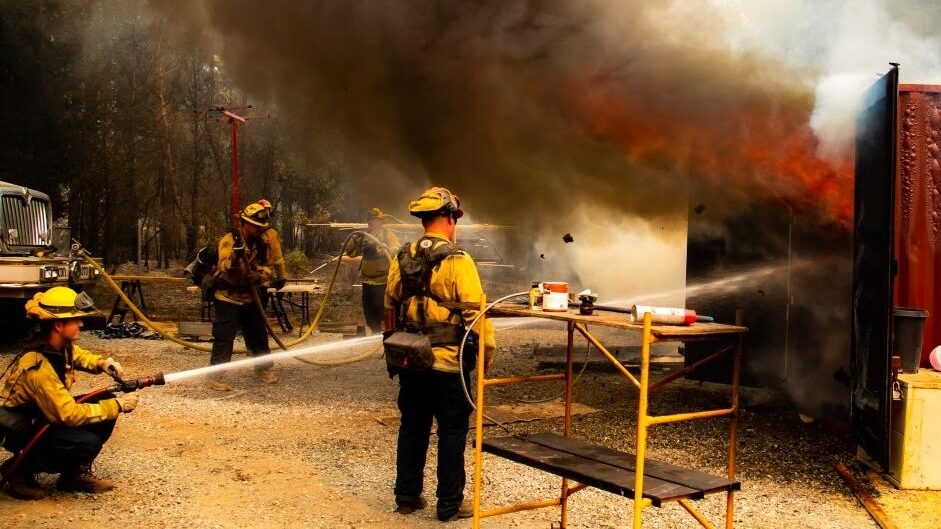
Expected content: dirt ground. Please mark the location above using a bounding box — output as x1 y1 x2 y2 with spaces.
1 268 939 528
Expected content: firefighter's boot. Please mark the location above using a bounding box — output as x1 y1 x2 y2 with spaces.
56 465 114 493
209 380 233 392
258 368 278 384
2 458 47 500
395 494 427 515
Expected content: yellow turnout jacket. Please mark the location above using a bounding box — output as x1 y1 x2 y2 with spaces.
214 231 274 305
385 231 496 373
0 344 120 426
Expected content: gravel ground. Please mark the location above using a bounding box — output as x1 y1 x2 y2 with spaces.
0 272 929 528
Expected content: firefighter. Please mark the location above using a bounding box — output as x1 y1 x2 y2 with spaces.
207 202 279 391
0 287 138 500
384 186 495 521
342 207 400 333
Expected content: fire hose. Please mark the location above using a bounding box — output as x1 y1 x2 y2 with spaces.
71 230 391 366
455 291 595 432
0 369 165 488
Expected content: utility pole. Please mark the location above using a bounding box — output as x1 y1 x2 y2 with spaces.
196 105 269 227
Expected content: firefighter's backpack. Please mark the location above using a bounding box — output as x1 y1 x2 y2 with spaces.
383 237 465 372
183 245 219 300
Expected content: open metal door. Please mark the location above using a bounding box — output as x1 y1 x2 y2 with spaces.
851 65 898 469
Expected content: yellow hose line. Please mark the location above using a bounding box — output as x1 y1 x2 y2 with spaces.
75 245 213 353
72 230 390 366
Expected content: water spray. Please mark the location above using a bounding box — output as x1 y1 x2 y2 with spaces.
162 334 383 383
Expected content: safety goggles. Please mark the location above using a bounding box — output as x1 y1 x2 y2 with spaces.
39 291 96 313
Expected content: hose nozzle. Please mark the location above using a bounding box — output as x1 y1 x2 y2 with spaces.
115 372 166 392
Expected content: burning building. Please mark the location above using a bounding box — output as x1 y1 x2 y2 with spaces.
149 3 941 425
684 64 941 471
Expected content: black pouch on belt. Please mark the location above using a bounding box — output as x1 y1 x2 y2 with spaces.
383 331 435 372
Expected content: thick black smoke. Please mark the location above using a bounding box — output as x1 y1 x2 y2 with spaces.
150 0 823 230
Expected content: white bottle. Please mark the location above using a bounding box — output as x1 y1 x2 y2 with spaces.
631 305 697 325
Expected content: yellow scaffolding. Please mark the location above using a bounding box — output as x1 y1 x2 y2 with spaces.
471 304 747 528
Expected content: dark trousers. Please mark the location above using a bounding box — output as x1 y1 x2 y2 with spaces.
394 369 472 514
5 395 117 475
210 299 272 377
362 283 386 333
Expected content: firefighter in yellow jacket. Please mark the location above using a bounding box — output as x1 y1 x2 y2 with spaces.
384 186 495 521
343 207 400 333
208 202 279 391
0 287 138 500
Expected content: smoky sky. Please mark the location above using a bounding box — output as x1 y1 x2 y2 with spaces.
147 0 859 232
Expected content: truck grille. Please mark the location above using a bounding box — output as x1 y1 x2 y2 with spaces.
2 195 50 247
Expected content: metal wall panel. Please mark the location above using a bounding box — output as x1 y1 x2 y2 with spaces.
851 66 898 469
895 86 941 367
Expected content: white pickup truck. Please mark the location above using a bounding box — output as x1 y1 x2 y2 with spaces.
0 181 100 305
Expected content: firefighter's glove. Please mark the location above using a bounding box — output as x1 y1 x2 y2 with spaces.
98 357 124 378
231 245 246 256
115 393 139 413
245 271 263 286
272 279 287 291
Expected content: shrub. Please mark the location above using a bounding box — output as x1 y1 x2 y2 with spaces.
284 248 309 278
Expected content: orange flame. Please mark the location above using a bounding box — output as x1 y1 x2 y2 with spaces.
565 80 854 226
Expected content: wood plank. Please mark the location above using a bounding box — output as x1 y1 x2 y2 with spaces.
483 436 699 506
524 432 739 495
110 275 187 283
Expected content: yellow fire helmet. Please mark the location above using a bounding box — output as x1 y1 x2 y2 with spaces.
25 286 100 320
408 186 464 219
240 202 271 227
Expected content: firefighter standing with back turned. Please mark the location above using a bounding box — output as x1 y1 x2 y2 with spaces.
343 207 400 334
0 287 138 500
207 202 279 391
384 186 495 521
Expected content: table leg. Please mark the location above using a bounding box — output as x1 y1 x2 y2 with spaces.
472 296 487 529
726 311 743 529
633 312 652 528
560 321 576 528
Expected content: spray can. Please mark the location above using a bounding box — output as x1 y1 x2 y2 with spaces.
528 282 540 310
631 305 697 325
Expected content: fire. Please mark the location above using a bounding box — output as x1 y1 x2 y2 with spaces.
565 80 854 226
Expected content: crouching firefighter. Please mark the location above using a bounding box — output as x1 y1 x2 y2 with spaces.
383 186 495 521
0 287 139 500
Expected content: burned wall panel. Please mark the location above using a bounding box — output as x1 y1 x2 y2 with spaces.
685 195 852 415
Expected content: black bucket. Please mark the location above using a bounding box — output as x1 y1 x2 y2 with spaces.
893 307 929 374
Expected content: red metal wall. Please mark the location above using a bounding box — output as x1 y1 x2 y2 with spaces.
895 85 941 367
